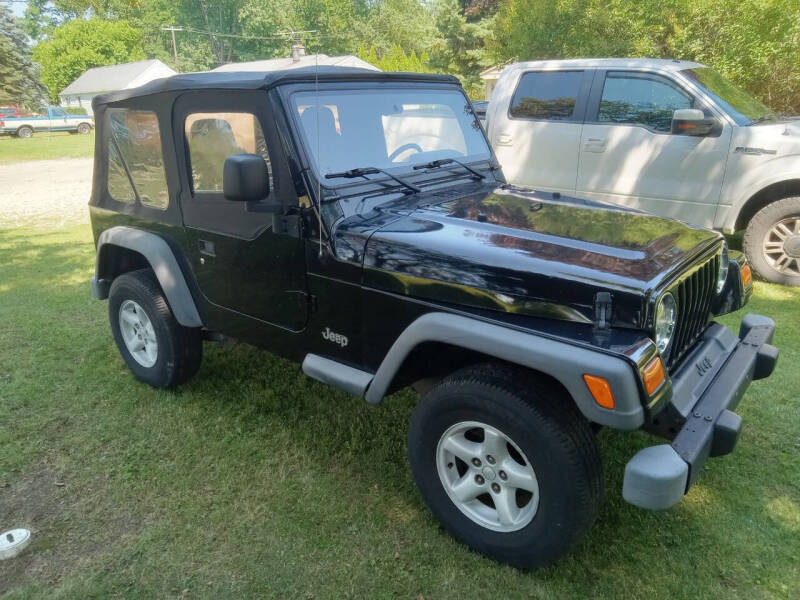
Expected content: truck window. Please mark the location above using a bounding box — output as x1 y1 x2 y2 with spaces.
509 71 584 121
51 107 67 118
184 112 272 195
598 72 692 132
107 109 169 209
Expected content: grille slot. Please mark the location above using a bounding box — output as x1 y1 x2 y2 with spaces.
665 253 720 370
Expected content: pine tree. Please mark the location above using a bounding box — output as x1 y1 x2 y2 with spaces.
0 5 47 109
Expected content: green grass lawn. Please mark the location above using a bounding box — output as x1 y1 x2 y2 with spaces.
0 131 94 164
1 223 798 599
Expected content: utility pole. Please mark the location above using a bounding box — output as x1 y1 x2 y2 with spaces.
161 26 184 72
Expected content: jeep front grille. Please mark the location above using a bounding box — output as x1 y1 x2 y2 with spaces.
666 253 720 370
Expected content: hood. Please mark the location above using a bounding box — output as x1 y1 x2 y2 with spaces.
358 185 720 328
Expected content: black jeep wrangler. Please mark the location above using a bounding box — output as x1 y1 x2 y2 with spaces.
89 67 778 568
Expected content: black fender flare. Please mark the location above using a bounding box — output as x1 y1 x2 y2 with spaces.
92 226 203 328
365 312 645 430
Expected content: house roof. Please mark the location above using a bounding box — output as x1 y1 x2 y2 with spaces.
93 66 459 106
212 54 379 73
60 59 175 96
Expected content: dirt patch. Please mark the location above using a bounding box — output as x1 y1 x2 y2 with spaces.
0 158 93 230
0 460 145 593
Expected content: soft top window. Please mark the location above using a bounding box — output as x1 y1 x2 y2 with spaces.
107 109 169 209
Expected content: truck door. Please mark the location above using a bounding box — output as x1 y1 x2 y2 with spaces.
49 107 69 131
576 70 732 227
174 91 309 331
488 70 592 195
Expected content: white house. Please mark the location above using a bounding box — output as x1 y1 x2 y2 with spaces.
59 59 176 115
212 44 379 73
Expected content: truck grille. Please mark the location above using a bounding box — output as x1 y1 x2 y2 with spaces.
665 253 720 370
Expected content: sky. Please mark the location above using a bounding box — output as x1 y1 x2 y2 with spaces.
5 0 28 17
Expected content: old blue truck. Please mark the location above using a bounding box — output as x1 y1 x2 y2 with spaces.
0 106 94 138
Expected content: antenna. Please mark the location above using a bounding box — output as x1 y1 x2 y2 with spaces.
315 50 323 258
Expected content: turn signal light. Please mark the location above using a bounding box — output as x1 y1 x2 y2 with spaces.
741 264 752 287
643 357 666 395
583 374 615 409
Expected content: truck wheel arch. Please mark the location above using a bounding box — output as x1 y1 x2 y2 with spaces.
93 226 203 328
364 312 645 430
733 178 800 232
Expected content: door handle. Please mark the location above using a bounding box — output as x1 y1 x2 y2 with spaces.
198 239 216 257
583 137 607 153
495 133 513 146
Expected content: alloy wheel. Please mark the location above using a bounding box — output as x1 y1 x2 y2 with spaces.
436 420 540 532
118 299 158 367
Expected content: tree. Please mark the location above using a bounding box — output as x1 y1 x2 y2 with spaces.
428 0 494 98
358 44 432 72
0 5 47 109
32 18 146 102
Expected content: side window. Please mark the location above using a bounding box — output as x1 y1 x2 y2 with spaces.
107 109 169 209
51 108 67 118
509 71 584 121
184 112 272 195
598 73 693 132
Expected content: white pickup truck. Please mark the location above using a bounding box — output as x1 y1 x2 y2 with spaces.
486 58 800 285
0 106 93 138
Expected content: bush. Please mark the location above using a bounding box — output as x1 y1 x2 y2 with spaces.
63 106 88 115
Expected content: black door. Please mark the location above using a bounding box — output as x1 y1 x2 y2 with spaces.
174 91 308 331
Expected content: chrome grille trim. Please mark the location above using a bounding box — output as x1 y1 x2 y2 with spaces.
664 252 720 370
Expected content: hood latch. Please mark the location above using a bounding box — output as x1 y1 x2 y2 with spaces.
594 292 613 329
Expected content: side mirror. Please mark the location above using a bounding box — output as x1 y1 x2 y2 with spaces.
223 153 270 202
671 108 717 136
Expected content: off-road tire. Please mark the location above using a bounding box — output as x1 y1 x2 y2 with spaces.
108 269 202 387
408 363 603 569
16 126 33 138
744 197 800 286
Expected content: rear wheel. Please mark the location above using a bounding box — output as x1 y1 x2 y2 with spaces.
408 363 603 568
76 122 91 134
109 269 202 387
744 197 800 286
16 126 33 138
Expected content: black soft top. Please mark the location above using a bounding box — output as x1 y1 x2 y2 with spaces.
93 66 460 107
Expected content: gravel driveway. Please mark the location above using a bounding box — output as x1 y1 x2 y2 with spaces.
0 158 93 229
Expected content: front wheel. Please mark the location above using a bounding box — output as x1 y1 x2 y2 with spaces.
109 269 202 388
744 197 800 286
76 122 91 134
408 363 603 568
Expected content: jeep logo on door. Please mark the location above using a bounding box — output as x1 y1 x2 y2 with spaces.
322 327 349 348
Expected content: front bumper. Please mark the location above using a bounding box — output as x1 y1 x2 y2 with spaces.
623 314 778 509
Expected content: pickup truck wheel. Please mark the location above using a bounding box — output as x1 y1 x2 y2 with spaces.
744 197 800 286
77 123 91 134
16 126 33 138
408 363 603 569
108 269 202 388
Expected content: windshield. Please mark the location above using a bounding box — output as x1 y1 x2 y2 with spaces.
681 67 775 125
292 88 491 180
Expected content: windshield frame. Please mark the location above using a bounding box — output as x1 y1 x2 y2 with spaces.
282 81 494 189
678 67 775 126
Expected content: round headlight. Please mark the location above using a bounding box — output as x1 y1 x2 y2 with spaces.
655 293 677 355
716 242 729 293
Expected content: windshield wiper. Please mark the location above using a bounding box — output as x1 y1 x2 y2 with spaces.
325 167 420 193
412 158 485 180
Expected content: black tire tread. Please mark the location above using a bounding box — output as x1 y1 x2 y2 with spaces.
408 361 603 568
109 268 202 387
